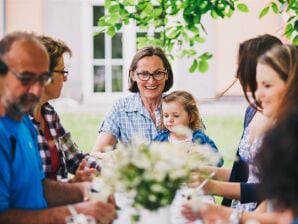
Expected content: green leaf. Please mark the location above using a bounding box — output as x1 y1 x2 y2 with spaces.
294 20 298 31
195 35 205 43
107 26 116 36
287 16 296 23
259 6 270 18
109 4 120 13
153 8 163 17
200 52 213 60
293 35 298 45
143 3 153 14
237 3 249 13
115 23 122 31
198 60 208 73
285 23 294 39
271 2 279 13
210 9 219 18
189 60 198 73
123 0 135 6
105 0 112 8
98 18 110 27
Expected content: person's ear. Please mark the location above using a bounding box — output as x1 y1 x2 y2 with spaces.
130 71 136 82
189 114 194 125
0 59 8 76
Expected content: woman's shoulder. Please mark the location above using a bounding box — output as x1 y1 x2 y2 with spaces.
111 93 142 111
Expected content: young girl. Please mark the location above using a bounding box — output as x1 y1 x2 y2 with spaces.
154 90 222 224
154 90 223 166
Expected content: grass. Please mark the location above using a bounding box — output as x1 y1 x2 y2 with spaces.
60 113 243 169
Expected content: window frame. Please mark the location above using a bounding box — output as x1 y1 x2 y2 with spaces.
92 4 124 93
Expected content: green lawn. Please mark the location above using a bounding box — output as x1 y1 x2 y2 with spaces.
60 113 243 169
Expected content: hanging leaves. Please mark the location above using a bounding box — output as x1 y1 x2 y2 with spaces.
259 1 298 44
96 0 249 74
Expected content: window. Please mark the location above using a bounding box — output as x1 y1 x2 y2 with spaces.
92 5 123 93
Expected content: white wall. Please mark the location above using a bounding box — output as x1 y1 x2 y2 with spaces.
213 0 284 95
172 15 217 99
6 0 43 33
43 0 85 101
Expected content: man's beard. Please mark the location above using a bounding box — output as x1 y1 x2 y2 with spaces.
4 94 39 120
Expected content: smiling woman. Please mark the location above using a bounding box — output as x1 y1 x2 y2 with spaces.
92 46 174 153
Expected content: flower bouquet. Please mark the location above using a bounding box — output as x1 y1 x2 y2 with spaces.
91 140 221 222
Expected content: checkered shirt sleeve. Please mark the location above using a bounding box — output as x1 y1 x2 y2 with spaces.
32 103 100 179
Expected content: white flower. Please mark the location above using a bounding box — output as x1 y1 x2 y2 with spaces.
171 125 193 138
92 140 218 210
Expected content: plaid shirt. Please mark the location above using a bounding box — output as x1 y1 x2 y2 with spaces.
31 102 99 180
99 92 161 144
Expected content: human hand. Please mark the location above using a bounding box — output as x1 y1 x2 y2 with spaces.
181 204 201 222
187 171 215 195
182 203 231 223
71 159 97 183
74 198 117 224
187 171 203 188
92 151 115 163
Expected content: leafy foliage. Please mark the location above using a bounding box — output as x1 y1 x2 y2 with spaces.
259 0 298 45
97 0 248 73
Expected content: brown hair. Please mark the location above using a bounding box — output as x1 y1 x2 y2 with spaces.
255 108 298 215
0 31 47 77
258 44 298 119
237 34 282 106
38 35 72 72
128 46 173 92
0 31 43 57
161 90 204 131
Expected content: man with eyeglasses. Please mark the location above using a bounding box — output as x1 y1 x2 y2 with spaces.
0 32 116 224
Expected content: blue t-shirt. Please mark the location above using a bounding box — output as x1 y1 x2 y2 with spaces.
0 115 47 211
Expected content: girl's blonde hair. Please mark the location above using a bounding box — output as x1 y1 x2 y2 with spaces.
161 90 204 131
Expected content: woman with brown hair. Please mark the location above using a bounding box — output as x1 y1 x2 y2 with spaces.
186 34 282 211
183 44 298 223
31 35 99 182
92 46 174 152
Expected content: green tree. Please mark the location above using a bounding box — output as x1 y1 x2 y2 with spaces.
97 0 249 73
97 0 298 73
259 0 298 45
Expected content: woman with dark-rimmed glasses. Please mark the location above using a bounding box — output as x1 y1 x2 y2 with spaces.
30 35 99 182
92 46 174 153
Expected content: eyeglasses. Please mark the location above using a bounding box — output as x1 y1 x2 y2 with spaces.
53 70 69 79
136 70 167 81
10 67 52 86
